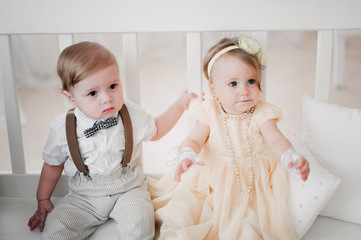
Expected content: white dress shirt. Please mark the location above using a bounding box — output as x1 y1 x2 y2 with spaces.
42 100 157 177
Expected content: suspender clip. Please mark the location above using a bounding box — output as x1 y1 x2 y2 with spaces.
122 163 129 170
83 172 92 180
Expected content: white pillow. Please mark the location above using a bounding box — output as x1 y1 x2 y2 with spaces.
289 137 341 240
302 95 361 224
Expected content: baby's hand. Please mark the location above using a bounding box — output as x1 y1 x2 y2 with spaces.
175 158 205 182
28 199 54 232
175 90 198 111
290 157 310 181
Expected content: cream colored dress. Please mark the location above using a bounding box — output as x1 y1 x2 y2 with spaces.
149 99 297 240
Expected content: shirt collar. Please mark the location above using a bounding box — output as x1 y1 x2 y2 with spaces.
73 107 119 130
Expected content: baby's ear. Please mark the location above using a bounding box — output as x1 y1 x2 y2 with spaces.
208 82 216 98
62 90 76 106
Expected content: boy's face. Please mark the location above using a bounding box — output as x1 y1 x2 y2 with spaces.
63 64 124 120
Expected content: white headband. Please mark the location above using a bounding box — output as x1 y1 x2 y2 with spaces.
207 36 266 78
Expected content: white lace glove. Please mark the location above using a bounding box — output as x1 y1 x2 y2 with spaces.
280 147 302 174
177 147 200 166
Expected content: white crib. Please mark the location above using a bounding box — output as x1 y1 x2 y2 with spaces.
1 0 361 239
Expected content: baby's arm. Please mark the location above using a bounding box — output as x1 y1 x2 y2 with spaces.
151 90 197 141
175 120 209 182
260 119 310 181
28 162 64 232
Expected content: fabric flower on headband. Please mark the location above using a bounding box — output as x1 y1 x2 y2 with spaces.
238 36 267 67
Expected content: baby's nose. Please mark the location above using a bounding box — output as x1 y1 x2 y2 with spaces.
102 92 112 103
238 85 250 95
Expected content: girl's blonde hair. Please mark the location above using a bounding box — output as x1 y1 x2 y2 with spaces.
57 41 117 91
203 37 263 90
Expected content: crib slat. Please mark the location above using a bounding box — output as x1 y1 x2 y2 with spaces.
332 30 361 90
187 32 203 129
0 35 26 174
122 33 140 104
186 32 203 129
186 32 203 99
332 31 345 89
315 30 333 101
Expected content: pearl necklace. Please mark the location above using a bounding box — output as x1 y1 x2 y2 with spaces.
219 102 255 195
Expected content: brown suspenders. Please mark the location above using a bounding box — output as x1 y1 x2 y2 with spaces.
65 104 133 174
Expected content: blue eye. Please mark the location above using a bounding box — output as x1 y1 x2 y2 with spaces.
88 91 96 96
248 79 256 85
109 84 117 89
228 81 237 87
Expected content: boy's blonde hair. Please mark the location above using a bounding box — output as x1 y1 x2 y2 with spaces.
203 37 263 90
57 41 117 91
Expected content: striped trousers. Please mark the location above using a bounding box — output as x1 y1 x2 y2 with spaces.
42 166 155 240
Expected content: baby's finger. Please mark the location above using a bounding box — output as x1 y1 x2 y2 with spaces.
28 212 40 228
301 172 309 181
28 215 35 226
295 158 308 169
181 161 190 171
294 161 301 170
298 164 308 174
39 219 46 232
29 217 39 231
287 162 294 169
174 167 182 182
189 92 198 99
301 167 310 181
299 159 309 171
175 164 186 182
196 161 205 166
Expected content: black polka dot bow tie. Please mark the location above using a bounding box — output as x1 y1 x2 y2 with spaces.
83 117 118 138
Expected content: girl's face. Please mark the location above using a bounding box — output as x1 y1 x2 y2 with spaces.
63 64 124 120
209 53 261 115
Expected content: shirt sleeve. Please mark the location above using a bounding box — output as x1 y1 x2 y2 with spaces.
42 113 69 166
125 100 157 142
189 101 210 126
254 101 282 128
